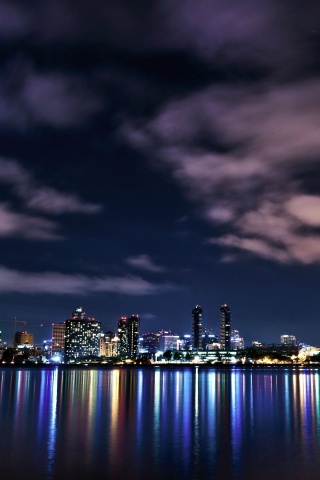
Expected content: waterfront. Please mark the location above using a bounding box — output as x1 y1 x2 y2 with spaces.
0 367 319 480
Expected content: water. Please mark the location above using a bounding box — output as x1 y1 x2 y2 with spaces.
0 366 319 480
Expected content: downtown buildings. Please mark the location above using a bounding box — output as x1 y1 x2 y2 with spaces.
48 303 239 363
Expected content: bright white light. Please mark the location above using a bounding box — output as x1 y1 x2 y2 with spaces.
51 355 61 363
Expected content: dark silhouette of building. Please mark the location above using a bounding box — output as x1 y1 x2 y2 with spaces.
220 304 231 350
118 315 140 359
192 305 203 351
64 307 101 362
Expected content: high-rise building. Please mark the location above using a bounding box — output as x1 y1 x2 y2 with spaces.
159 334 180 352
52 322 66 355
118 315 140 359
280 335 296 346
13 331 34 347
142 333 161 354
64 307 101 362
220 304 231 350
192 305 203 351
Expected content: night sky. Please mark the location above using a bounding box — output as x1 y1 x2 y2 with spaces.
0 0 320 346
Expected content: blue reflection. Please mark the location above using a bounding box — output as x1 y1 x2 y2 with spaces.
0 368 320 479
47 368 58 478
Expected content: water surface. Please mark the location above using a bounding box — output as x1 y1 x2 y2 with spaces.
0 367 319 479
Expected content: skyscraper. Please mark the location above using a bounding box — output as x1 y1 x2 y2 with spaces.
142 332 161 354
64 307 101 362
52 322 66 355
220 304 231 350
192 305 203 351
118 315 140 359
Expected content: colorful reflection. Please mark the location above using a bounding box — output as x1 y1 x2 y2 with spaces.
0 367 320 479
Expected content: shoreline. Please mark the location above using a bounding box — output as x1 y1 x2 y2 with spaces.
0 363 319 370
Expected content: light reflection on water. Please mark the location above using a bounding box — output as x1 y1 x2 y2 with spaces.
0 367 320 479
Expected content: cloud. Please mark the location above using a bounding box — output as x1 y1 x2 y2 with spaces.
140 312 157 319
0 203 60 240
1 1 317 73
24 187 101 215
0 62 104 129
0 3 33 40
0 265 176 295
285 195 320 227
124 78 320 264
0 157 102 216
125 254 165 273
0 158 102 240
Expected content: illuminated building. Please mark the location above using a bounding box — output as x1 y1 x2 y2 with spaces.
118 315 140 359
280 335 296 346
192 305 203 351
179 335 192 350
13 331 34 347
142 332 161 353
231 329 244 350
101 331 116 357
220 304 231 350
64 307 101 362
52 322 66 355
202 333 219 350
159 334 179 352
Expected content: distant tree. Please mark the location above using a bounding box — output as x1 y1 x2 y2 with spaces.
185 351 192 361
163 350 172 362
173 351 181 361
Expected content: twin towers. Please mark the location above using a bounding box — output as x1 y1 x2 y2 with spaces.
192 304 231 351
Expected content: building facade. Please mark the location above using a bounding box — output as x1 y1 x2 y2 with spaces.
220 304 231 350
280 335 296 346
118 315 140 359
202 333 219 350
13 331 34 347
52 322 66 355
142 332 161 354
64 308 101 362
192 305 203 351
159 334 180 352
231 329 244 350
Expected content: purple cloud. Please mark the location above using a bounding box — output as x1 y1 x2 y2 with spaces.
124 78 320 264
0 63 104 129
125 254 166 273
0 157 102 216
0 266 176 295
0 203 60 240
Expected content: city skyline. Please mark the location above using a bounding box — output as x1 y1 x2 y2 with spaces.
0 1 319 346
1 302 302 350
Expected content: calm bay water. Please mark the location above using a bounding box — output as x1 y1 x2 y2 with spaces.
0 366 319 480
